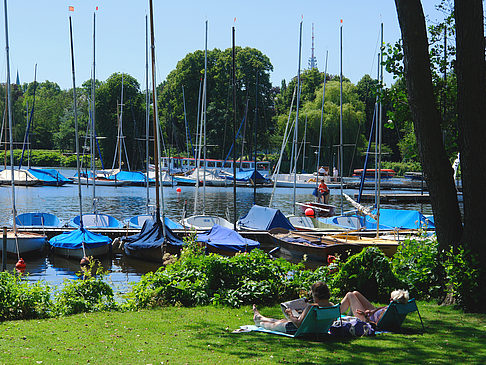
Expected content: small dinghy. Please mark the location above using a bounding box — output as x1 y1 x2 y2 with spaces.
69 214 123 229
124 214 183 230
237 205 295 231
15 212 63 228
182 215 233 230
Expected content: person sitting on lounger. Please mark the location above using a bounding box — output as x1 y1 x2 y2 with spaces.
340 289 409 324
252 282 333 335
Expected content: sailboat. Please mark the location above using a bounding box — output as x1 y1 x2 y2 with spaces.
49 12 112 259
181 20 232 230
0 0 46 257
121 1 184 262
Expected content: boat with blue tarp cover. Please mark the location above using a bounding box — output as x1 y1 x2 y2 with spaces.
49 227 112 259
197 224 260 255
318 208 435 231
121 218 185 262
237 205 295 231
106 170 153 186
222 169 269 186
27 168 71 186
15 212 63 228
124 214 183 230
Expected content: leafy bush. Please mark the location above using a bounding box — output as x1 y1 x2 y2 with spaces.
0 271 52 321
54 260 116 316
331 247 403 302
125 243 327 309
381 160 422 176
444 246 483 312
391 234 443 300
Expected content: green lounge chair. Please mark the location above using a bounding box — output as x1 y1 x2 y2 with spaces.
376 298 425 332
236 304 341 338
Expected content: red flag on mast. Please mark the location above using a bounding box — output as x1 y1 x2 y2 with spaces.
68 6 74 11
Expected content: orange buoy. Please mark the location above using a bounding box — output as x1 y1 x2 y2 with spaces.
80 256 90 266
176 187 182 193
15 258 26 272
304 208 315 217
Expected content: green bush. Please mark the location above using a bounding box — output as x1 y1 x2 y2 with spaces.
331 246 403 302
444 246 484 312
54 260 116 316
391 234 443 300
381 160 422 176
0 271 52 321
125 242 327 309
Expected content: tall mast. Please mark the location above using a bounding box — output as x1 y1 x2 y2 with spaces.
148 0 160 221
202 20 208 215
145 15 150 213
4 0 16 232
232 26 237 230
118 74 125 170
253 69 258 205
292 20 303 215
376 22 384 237
182 85 190 158
316 51 328 196
91 11 97 213
69 16 83 229
339 20 344 214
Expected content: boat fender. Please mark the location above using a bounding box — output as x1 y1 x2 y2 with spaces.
80 256 90 266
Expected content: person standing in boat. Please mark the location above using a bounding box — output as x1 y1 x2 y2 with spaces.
318 178 330 204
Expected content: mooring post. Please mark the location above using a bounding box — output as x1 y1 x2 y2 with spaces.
2 227 7 271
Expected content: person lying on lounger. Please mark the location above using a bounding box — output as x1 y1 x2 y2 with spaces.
252 282 334 335
340 289 409 324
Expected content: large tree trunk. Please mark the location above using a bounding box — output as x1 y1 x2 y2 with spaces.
394 0 463 250
455 0 486 297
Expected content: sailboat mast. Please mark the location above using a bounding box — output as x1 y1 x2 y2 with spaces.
182 85 190 158
69 16 84 228
91 12 97 213
145 15 150 214
339 20 344 215
376 22 384 237
292 20 303 215
232 26 237 230
253 69 258 205
118 74 125 170
302 114 307 172
203 20 208 215
3 0 16 232
316 51 328 196
148 0 160 220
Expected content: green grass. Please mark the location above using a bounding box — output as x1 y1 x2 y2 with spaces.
0 302 485 364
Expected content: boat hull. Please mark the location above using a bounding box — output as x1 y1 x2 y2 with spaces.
51 244 110 259
182 215 233 230
0 232 47 255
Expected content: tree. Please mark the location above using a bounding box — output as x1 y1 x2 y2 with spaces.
395 0 485 311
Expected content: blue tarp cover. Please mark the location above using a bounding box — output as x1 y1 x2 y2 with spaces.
367 208 435 230
237 205 295 231
197 224 260 252
123 218 184 253
49 227 111 249
319 215 393 230
28 168 70 184
108 171 148 183
225 169 267 182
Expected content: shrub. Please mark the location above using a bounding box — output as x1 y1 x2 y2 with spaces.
392 234 443 300
444 246 484 312
54 260 116 316
331 246 403 302
0 271 52 321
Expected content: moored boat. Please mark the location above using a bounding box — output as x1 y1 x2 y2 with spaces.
15 212 63 228
69 213 123 229
196 224 260 256
0 231 46 256
49 227 112 259
182 215 233 230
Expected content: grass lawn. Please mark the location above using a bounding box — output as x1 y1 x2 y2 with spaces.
0 302 485 364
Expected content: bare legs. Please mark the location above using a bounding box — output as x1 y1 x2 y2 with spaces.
340 291 376 321
253 304 288 332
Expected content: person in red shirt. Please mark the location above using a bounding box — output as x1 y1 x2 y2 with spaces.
318 179 329 203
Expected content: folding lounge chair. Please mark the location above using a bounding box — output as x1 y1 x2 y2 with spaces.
376 298 425 332
237 304 341 338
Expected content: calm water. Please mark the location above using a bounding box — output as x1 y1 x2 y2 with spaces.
0 168 433 295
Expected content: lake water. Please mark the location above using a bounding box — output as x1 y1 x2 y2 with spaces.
0 168 434 295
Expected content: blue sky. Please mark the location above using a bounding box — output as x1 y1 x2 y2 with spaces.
1 1 444 90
